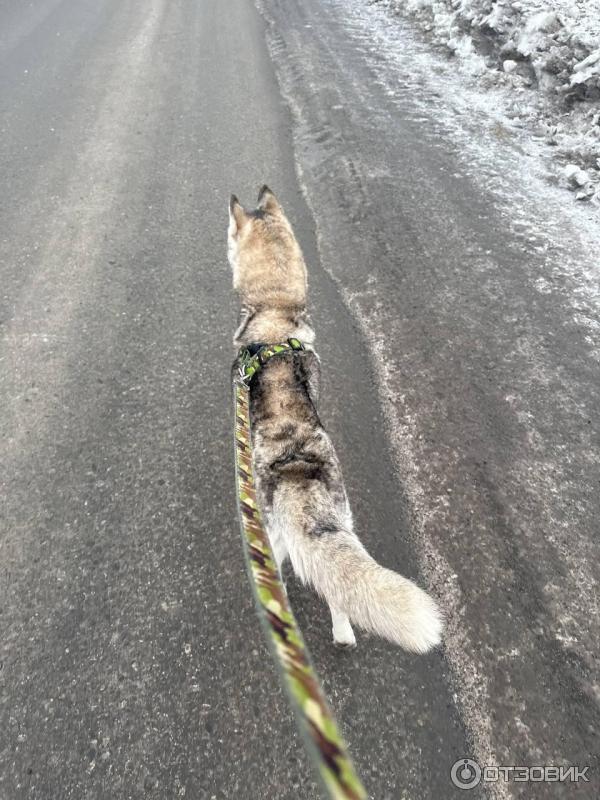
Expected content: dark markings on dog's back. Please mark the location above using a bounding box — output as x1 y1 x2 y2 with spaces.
271 455 328 486
292 352 319 410
311 519 339 537
249 354 337 509
271 422 298 441
250 353 317 426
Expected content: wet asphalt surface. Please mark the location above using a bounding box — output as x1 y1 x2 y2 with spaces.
1 0 598 799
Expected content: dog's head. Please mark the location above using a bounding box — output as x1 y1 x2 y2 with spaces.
228 186 307 311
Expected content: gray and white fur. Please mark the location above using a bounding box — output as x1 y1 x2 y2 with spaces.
229 185 442 652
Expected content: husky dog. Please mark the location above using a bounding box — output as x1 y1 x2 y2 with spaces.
229 186 442 652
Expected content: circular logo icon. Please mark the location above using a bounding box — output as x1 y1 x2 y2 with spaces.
451 758 482 790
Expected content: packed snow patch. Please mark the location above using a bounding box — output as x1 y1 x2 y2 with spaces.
370 0 600 202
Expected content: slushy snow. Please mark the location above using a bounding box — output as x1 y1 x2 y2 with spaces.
370 0 600 202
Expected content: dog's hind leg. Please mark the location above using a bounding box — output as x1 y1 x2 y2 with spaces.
330 606 357 650
268 527 289 587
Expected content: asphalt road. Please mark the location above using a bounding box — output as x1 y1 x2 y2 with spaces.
1 1 598 799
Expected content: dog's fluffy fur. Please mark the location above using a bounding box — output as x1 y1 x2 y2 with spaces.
229 186 442 652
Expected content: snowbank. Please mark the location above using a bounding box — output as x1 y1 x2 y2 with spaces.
370 0 600 201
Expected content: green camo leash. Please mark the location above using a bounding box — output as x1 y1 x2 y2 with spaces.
233 338 367 800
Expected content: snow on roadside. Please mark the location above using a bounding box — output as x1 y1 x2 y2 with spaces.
369 0 600 203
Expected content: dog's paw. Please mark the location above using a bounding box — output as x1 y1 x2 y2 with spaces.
333 637 357 651
332 614 356 650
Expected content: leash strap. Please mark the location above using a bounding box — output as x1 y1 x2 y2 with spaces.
234 366 367 800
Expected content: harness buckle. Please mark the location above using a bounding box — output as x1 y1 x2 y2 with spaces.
237 346 255 386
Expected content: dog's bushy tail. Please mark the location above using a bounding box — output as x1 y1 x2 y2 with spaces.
278 507 443 653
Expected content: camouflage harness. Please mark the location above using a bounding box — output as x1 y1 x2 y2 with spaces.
234 339 367 800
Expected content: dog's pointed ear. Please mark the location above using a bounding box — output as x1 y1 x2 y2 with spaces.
229 194 249 233
257 184 281 214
